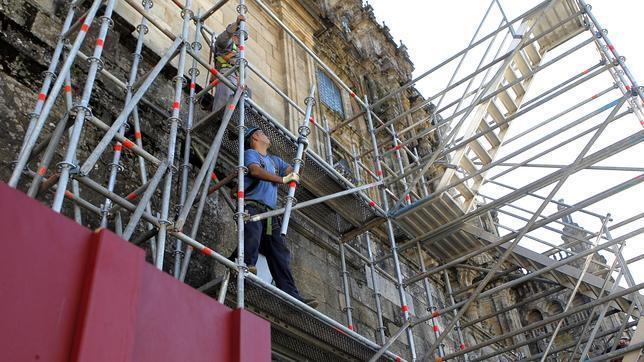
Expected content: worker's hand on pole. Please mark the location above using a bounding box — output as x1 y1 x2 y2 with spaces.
282 172 300 184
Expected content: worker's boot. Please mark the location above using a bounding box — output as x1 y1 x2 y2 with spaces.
300 296 319 309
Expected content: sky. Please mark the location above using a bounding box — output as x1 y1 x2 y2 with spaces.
366 0 644 285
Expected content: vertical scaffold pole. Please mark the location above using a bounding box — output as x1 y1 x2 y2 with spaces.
15 0 79 158
443 270 468 360
51 0 118 212
579 0 644 107
365 95 417 360
339 243 354 330
280 85 315 235
416 243 445 358
236 0 249 309
366 234 387 345
174 12 203 278
155 0 193 270
352 145 386 343
539 214 611 361
100 0 154 229
8 0 103 188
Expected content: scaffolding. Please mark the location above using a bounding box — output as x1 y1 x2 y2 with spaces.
5 0 644 360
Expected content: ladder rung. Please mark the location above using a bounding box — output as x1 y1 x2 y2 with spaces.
525 42 542 65
478 120 501 147
497 88 518 114
459 156 483 181
469 138 492 164
486 101 507 129
504 68 526 96
451 174 475 200
513 50 532 77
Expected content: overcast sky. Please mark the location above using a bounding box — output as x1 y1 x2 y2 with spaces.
366 0 644 285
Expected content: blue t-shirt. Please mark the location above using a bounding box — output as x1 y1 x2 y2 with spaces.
244 149 290 209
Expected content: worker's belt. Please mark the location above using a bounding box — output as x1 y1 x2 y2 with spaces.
245 200 278 236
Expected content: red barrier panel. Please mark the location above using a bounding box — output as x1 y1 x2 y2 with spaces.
0 182 271 362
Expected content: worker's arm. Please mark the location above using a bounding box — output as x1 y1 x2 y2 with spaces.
248 164 284 184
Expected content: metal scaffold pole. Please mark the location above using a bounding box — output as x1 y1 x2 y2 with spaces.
235 0 248 309
280 85 315 236
365 95 417 361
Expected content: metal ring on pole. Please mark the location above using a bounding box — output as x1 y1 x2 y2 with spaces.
56 160 77 171
191 41 202 51
71 104 93 119
236 4 248 14
158 218 173 227
42 70 57 81
86 56 105 71
164 116 184 132
188 67 200 77
141 0 153 9
98 16 114 29
136 23 149 35
107 162 124 173
180 8 194 20
172 74 187 87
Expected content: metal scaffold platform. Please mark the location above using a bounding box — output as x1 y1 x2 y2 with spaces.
4 0 643 360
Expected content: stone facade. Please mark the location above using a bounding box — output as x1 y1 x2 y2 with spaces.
0 0 620 360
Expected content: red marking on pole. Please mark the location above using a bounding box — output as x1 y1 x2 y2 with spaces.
201 247 214 256
113 144 123 152
38 93 46 101
392 145 401 151
401 305 409 312
405 194 411 201
626 85 632 91
432 311 440 318
64 190 75 199
237 191 244 199
309 116 315 124
433 325 439 332
333 327 348 336
609 44 615 51
126 192 137 200
190 82 196 89
96 38 104 47
37 166 47 176
591 94 598 99
123 140 135 149
289 181 297 188
210 79 220 86
210 68 219 75
80 24 89 32
582 69 590 75
134 131 142 139
376 169 383 176
211 173 218 181
369 200 376 207
348 324 353 331
228 104 236 111
64 85 72 93
395 357 401 362
172 101 180 110
349 91 356 98
460 343 466 350
239 45 245 51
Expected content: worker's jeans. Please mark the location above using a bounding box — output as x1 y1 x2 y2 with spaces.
231 205 301 300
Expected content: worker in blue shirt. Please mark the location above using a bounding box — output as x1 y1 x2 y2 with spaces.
231 126 318 308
